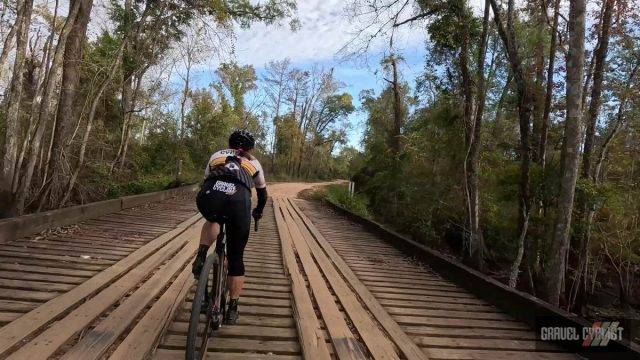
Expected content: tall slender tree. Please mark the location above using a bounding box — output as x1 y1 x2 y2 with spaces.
546 0 587 306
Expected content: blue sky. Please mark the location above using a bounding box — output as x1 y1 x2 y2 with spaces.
179 0 429 150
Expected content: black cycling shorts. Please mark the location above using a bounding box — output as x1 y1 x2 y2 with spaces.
196 178 251 276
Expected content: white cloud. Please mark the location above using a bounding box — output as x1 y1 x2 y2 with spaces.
232 0 427 67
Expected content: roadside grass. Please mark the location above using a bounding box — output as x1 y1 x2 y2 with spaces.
319 184 371 219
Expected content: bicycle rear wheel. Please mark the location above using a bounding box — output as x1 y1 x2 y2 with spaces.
185 254 217 360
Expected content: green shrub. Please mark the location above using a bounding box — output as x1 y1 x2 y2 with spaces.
324 184 371 219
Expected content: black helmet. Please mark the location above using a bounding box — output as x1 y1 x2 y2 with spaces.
229 129 255 150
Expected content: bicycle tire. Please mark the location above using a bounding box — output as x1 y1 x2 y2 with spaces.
185 254 217 360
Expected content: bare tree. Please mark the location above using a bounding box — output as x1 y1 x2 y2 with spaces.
263 58 292 172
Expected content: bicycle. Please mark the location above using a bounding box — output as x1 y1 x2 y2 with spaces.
185 217 259 360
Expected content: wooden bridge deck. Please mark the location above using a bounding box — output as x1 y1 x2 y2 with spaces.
0 190 582 359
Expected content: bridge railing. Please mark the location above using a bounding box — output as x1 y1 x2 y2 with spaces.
0 184 198 243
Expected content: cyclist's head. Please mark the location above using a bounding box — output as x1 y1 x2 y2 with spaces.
229 129 255 151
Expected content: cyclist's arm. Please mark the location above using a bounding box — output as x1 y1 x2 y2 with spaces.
255 187 267 213
252 159 267 215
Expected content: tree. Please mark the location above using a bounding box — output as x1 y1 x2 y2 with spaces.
0 0 33 217
41 0 94 210
488 0 537 287
545 0 587 306
263 58 292 172
216 62 258 120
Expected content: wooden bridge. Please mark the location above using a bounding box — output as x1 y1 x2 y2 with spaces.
0 183 624 359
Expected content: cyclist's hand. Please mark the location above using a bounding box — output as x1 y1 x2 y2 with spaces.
252 208 262 221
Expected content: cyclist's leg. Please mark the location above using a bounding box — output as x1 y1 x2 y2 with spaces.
227 189 251 297
200 221 221 248
194 179 227 277
225 186 251 323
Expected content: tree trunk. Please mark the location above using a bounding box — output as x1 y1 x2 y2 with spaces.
0 19 17 80
40 0 93 209
465 0 489 270
16 0 81 214
179 57 191 140
13 35 51 195
112 0 134 174
546 0 586 306
593 61 639 183
531 0 546 163
1 0 34 217
390 56 404 155
62 45 125 205
539 0 561 169
118 69 146 172
569 0 614 310
489 0 536 287
581 0 614 179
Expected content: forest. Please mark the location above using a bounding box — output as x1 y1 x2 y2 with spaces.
0 0 354 219
0 0 639 323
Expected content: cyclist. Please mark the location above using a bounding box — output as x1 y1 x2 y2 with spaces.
192 129 267 325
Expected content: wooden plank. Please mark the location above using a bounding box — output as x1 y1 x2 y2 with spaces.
153 348 302 360
393 315 530 330
0 288 59 302
385 306 511 321
0 263 94 278
289 199 427 360
0 312 22 324
8 241 131 257
239 297 291 308
0 270 85 285
240 289 290 299
366 286 478 299
284 200 402 360
401 326 537 340
0 278 75 292
167 323 298 340
373 292 487 305
174 313 296 328
413 336 557 351
85 219 174 231
275 198 367 360
235 305 292 317
0 214 200 358
363 280 460 291
241 283 290 293
0 300 38 312
161 335 301 355
0 257 107 271
6 222 201 360
423 348 578 360
377 298 498 313
273 198 331 360
62 238 198 360
108 266 193 360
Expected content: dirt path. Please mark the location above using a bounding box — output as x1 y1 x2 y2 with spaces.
267 181 340 198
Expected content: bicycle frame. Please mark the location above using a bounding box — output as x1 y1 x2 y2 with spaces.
208 226 228 328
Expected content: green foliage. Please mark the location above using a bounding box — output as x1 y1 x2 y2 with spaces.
323 184 371 219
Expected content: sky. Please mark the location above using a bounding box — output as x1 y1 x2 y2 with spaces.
184 0 431 149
